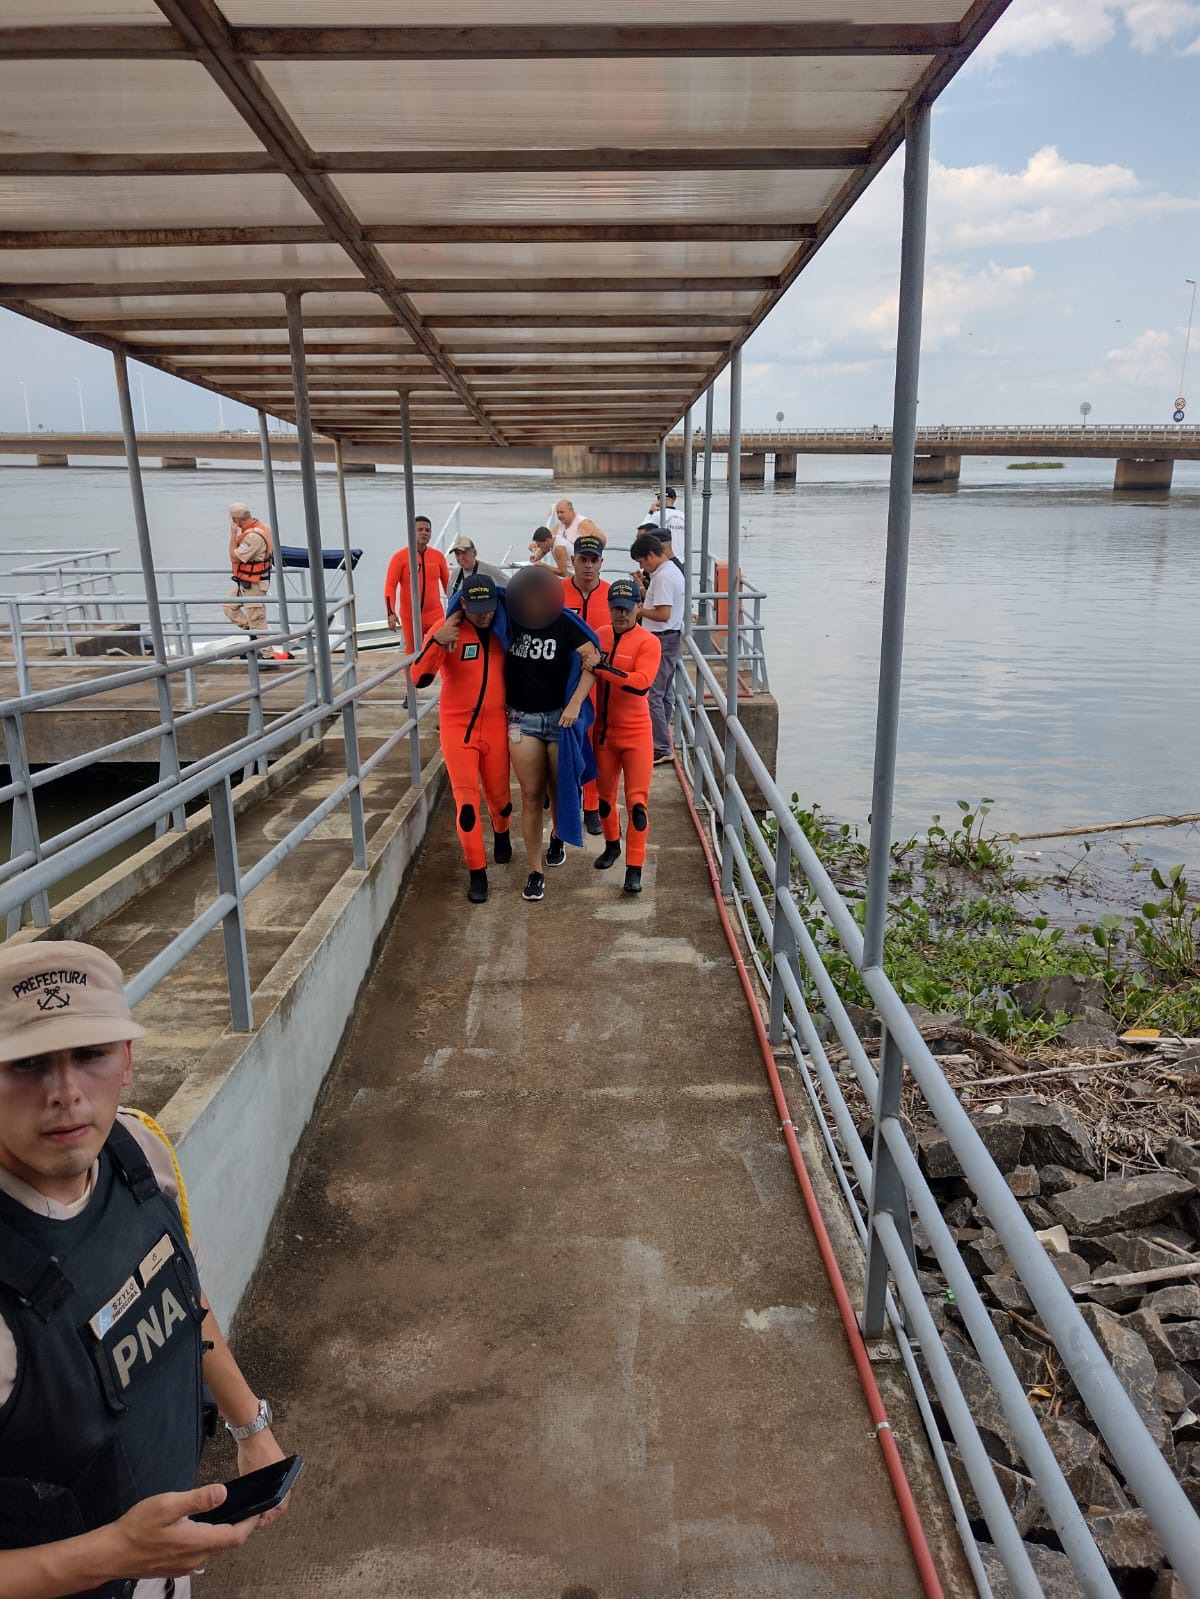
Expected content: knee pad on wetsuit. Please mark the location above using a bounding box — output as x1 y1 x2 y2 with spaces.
500 801 513 818
598 799 612 819
458 803 477 831
632 803 648 832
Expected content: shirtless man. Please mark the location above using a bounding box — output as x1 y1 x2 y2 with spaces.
553 499 607 550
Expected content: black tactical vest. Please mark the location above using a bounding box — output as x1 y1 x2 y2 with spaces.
0 1120 206 1593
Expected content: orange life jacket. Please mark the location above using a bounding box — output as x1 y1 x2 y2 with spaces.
232 519 273 585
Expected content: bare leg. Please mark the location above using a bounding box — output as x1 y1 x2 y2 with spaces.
546 743 560 833
509 734 550 873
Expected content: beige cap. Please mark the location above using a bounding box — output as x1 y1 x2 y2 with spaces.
449 534 476 552
228 501 251 519
0 942 146 1062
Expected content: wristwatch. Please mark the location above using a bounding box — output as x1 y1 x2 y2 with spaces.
226 1397 273 1441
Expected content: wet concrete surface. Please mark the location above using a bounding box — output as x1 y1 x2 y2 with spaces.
210 770 940 1599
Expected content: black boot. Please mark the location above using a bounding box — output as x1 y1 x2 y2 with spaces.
467 869 489 903
623 866 643 894
594 841 621 871
584 808 603 836
493 830 513 865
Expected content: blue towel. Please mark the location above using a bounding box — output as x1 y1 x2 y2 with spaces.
553 617 600 849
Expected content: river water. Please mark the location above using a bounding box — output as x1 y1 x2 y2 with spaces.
2 452 1198 881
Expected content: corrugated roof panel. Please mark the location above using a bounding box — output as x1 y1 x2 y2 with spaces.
0 176 324 230
0 244 357 285
373 242 794 279
222 1 968 22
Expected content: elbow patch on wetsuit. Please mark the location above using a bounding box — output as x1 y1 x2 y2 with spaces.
416 672 436 688
500 801 513 818
598 799 612 819
632 804 648 832
458 803 477 831
620 683 652 696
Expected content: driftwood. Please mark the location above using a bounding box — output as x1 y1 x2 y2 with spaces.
960 1057 1128 1091
917 1023 1025 1071
1018 811 1200 841
1071 1259 1200 1295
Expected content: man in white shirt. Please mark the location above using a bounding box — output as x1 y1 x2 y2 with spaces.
630 531 686 764
648 488 686 553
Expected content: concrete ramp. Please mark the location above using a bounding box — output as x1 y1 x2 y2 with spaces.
212 773 956 1598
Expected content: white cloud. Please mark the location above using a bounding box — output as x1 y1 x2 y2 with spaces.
1089 327 1180 389
982 0 1200 57
861 262 1035 349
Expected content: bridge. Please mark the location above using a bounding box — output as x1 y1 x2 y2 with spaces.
5 424 1197 491
4 3 1200 1595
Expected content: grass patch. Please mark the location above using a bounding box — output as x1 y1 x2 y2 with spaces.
1007 460 1064 470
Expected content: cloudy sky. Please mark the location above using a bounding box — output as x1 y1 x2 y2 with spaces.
2 0 1198 433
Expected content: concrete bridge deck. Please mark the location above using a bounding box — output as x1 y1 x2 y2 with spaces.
202 766 965 1599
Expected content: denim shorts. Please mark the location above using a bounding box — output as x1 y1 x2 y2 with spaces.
509 708 562 744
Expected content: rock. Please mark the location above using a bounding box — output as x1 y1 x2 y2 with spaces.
1006 1163 1042 1198
1150 1573 1190 1599
945 1446 1038 1536
1148 1283 1200 1321
1177 1409 1200 1445
1013 973 1107 1019
1155 1366 1190 1415
945 1349 1024 1469
1041 1414 1126 1511
1051 1171 1196 1237
978 1538 1085 1599
1164 1138 1200 1187
1023 1198 1060 1230
1081 1303 1171 1450
1002 1331 1045 1389
1165 1320 1200 1363
1061 1007 1120 1050
843 1001 879 1038
959 1226 1010 1277
1106 1231 1194 1274
1001 1097 1098 1174
1036 1223 1072 1254
1125 1307 1181 1372
972 1109 1027 1174
1086 1508 1164 1574
1040 1164 1092 1196
985 1272 1034 1315
1049 1252 1092 1291
1070 1234 1120 1269
942 1194 975 1229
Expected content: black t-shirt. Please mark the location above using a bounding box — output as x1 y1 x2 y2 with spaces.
505 611 587 713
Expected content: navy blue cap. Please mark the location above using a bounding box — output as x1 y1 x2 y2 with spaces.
607 578 641 611
462 574 498 615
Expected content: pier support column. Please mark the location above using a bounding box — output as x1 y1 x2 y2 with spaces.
160 455 198 470
739 452 765 481
913 452 960 483
1114 456 1173 492
36 453 69 467
343 461 376 474
774 451 797 480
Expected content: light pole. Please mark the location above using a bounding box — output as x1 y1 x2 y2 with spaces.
217 394 226 431
1178 278 1197 415
19 380 31 432
74 376 87 432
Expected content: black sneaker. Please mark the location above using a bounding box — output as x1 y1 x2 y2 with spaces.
493 830 513 865
594 841 621 871
584 808 604 836
623 866 643 895
546 834 566 868
467 869 489 904
522 871 545 902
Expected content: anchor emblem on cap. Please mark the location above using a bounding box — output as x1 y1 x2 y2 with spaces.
36 986 70 1011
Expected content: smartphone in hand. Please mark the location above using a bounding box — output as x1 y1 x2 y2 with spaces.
191 1456 304 1526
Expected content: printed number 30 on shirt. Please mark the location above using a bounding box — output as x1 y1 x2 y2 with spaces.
511 634 558 661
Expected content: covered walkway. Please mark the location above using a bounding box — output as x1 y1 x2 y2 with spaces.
211 770 958 1598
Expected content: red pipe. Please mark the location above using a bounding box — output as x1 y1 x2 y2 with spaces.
672 758 946 1599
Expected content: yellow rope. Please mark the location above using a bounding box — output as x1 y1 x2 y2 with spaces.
123 1107 191 1243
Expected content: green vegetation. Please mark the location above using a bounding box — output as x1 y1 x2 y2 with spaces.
755 798 1200 1047
1007 461 1065 470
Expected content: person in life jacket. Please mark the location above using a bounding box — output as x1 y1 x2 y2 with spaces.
414 575 513 904
561 533 611 838
222 502 274 638
384 516 450 656
0 942 291 1599
591 578 662 895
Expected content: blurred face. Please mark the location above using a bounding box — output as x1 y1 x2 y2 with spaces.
572 550 602 586
0 1041 132 1204
555 500 573 523
454 546 477 570
507 567 563 629
610 604 637 635
416 520 432 550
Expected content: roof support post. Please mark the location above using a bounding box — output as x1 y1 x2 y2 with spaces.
719 349 742 899
112 349 185 834
862 101 931 1343
257 408 291 638
699 384 715 635
285 291 335 707
682 403 695 632
333 438 357 655
399 391 421 657
658 436 668 543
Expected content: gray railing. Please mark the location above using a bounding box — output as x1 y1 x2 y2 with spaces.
668 423 1200 446
672 640 1200 1596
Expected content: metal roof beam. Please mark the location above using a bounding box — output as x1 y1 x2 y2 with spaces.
0 223 816 248
6 274 772 299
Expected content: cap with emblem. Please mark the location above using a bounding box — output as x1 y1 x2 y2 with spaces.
227 502 250 519
573 533 604 557
449 534 476 553
462 574 498 615
607 578 642 611
0 941 146 1061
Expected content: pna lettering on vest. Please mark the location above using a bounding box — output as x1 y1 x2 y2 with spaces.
111 1285 191 1389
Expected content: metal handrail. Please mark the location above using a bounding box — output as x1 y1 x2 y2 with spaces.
674 635 1200 1594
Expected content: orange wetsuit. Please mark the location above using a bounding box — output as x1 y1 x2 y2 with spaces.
415 617 511 871
385 545 450 655
563 577 610 812
593 622 661 868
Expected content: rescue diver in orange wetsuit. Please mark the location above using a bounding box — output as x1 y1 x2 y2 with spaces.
414 574 513 902
561 532 611 837
384 515 450 655
591 577 662 895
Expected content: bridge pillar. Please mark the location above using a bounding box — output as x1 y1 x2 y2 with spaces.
160 455 198 470
1114 456 1173 492
913 452 960 484
739 452 765 481
36 453 69 467
773 451 797 480
343 461 377 474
